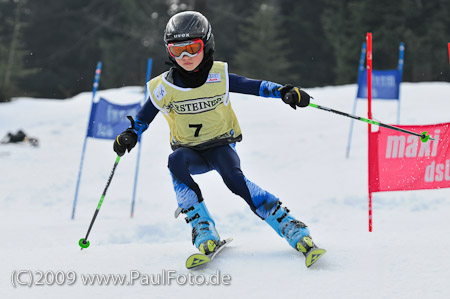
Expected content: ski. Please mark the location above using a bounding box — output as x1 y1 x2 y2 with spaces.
185 237 324 269
185 237 233 269
305 247 326 268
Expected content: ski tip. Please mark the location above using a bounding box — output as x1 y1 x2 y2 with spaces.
186 254 211 269
185 237 233 269
305 248 326 268
79 238 90 249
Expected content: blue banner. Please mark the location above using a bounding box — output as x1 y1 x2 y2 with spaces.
357 69 402 100
86 97 141 140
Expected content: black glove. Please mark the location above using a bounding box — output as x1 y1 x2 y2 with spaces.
113 129 138 156
113 116 139 156
279 84 311 109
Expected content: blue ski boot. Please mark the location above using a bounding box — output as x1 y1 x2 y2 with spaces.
181 201 220 255
265 201 318 256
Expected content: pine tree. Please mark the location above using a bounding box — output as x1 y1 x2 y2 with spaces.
0 0 31 101
321 0 364 85
279 0 335 87
97 0 171 89
233 2 292 83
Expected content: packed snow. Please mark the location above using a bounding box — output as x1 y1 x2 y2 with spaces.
1 82 450 299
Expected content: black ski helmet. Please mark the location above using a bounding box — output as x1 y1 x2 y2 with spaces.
164 11 215 64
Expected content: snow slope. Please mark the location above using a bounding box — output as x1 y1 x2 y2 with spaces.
1 82 450 299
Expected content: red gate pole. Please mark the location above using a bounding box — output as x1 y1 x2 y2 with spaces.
448 43 450 67
367 33 373 232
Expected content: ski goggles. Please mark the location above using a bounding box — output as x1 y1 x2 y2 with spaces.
167 38 204 59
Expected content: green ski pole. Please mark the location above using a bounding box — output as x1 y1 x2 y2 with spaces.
308 103 433 142
79 155 121 249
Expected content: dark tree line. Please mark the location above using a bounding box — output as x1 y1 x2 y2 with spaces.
1 0 449 101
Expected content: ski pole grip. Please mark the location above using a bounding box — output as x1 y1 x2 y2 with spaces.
127 115 135 129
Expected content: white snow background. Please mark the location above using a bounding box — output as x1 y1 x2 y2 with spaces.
1 82 450 299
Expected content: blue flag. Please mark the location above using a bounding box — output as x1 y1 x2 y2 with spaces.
86 97 141 140
357 69 402 100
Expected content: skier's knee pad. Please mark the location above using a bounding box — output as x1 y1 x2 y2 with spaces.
167 149 185 173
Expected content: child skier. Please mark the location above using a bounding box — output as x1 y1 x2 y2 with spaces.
114 11 325 267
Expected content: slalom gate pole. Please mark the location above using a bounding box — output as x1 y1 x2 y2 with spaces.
345 42 367 159
79 155 121 249
72 61 102 220
130 58 153 218
367 33 373 232
397 42 405 125
308 102 433 143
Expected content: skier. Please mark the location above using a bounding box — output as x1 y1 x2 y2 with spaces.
114 11 325 266
1 130 39 147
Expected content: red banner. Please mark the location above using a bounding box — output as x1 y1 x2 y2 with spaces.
369 123 450 192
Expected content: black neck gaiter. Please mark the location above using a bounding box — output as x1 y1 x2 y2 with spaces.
173 54 214 88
